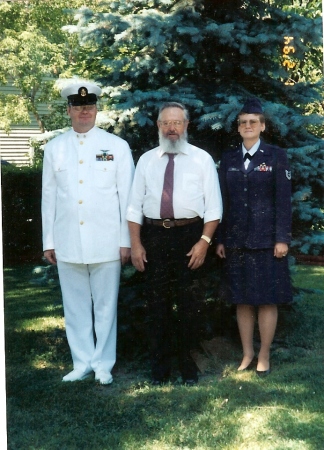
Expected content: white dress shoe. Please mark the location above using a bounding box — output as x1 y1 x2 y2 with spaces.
62 369 92 382
95 370 113 385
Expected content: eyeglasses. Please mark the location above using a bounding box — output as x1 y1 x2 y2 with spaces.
69 105 97 112
159 120 186 128
238 119 260 126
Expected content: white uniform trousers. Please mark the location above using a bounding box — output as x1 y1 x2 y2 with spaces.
57 260 121 374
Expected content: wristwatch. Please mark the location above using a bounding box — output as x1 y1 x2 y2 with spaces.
201 235 212 245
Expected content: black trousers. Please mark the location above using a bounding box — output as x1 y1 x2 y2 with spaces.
142 219 204 381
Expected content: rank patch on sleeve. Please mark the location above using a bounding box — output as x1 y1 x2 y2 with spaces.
285 170 291 180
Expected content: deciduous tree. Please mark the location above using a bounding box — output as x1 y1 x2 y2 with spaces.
0 0 101 132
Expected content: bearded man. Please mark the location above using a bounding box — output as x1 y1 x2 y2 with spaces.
126 102 222 385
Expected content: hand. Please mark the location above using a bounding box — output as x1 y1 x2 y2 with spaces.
274 242 289 258
216 244 226 258
44 249 57 265
131 242 147 272
120 247 131 265
186 239 209 270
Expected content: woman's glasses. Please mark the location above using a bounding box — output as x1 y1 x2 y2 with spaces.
238 119 260 126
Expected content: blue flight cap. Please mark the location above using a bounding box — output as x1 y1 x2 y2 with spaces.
240 98 263 114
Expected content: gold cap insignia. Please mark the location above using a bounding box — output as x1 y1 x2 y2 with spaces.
79 87 88 97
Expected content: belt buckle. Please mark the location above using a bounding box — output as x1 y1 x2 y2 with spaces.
162 219 171 229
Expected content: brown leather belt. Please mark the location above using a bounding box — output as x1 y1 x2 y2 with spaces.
145 216 201 229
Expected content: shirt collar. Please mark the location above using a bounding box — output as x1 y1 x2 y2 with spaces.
72 126 96 138
242 139 260 157
157 142 190 158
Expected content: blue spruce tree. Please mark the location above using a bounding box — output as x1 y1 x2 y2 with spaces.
64 0 324 256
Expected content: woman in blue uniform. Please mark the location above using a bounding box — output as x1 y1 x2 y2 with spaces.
216 98 292 376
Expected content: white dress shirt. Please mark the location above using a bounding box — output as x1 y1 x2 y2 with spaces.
126 143 222 225
42 127 134 264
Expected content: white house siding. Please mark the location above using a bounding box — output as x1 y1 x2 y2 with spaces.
0 80 52 166
0 127 42 165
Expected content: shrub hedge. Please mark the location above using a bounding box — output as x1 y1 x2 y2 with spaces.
1 165 43 265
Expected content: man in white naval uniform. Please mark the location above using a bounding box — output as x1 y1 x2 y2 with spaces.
42 81 134 384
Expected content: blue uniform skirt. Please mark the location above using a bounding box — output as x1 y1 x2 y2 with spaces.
223 248 293 305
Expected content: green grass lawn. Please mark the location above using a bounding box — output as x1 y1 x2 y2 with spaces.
4 264 324 450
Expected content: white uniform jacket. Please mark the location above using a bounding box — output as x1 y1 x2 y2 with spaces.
42 126 135 264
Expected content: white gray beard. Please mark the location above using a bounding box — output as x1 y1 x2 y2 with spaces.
158 130 188 154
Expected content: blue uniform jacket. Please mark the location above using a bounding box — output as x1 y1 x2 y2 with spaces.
216 141 292 249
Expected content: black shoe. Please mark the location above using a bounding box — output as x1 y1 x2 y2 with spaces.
256 367 271 377
238 358 256 371
239 362 254 371
151 378 169 386
182 379 198 386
